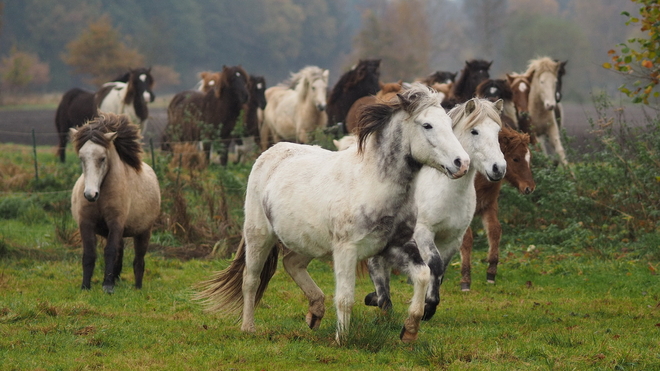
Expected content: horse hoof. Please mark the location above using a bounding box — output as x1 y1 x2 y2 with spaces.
486 273 496 283
421 304 437 321
102 285 114 294
81 285 91 291
306 312 322 330
460 282 471 291
399 326 418 343
364 292 378 306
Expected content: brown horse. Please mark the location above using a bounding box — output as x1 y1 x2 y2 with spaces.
344 81 402 133
443 59 492 109
506 71 535 142
326 59 381 131
459 126 536 291
195 71 222 93
164 65 249 165
70 113 161 294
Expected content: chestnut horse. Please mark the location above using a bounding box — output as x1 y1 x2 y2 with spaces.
459 126 536 291
70 113 161 294
506 71 535 141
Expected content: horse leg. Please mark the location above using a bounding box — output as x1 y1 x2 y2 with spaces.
112 238 125 284
57 130 68 162
483 209 501 284
460 226 475 291
80 223 97 290
282 250 325 330
102 224 124 294
364 254 392 311
397 239 431 343
132 230 151 289
259 123 271 151
241 230 277 333
332 244 358 344
414 226 444 321
546 121 568 165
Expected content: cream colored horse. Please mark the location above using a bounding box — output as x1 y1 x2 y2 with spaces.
260 66 329 150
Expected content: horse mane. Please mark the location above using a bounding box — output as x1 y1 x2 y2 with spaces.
72 113 143 172
356 84 439 154
448 98 503 131
526 57 559 76
282 66 326 89
476 79 513 102
499 125 530 152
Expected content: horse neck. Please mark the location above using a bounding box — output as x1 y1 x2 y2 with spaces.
131 86 149 122
298 86 323 121
244 102 259 137
102 144 126 185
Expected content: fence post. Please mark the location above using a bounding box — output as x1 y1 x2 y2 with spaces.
32 128 39 184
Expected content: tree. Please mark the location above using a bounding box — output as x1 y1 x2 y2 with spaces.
603 0 660 104
0 46 50 93
62 14 145 86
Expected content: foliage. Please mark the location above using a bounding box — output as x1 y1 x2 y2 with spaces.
604 0 660 104
0 46 50 92
61 14 145 86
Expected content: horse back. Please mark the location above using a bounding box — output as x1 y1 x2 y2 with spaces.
55 88 97 132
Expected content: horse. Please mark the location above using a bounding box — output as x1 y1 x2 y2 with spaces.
70 113 161 294
416 70 457 86
229 75 267 163
443 59 492 109
54 68 155 162
326 59 381 130
164 65 249 165
505 71 535 140
96 67 156 136
332 134 356 150
260 66 329 150
365 97 506 321
344 81 403 133
193 71 222 93
554 60 568 128
475 78 517 129
525 57 567 165
194 84 470 344
459 126 536 291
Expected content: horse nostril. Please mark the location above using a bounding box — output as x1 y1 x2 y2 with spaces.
454 158 462 168
493 164 499 173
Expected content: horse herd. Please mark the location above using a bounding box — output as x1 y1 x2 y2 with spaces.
59 55 567 343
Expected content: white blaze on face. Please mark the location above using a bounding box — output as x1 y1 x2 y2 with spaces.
525 149 531 169
489 87 498 95
518 82 528 93
256 83 263 90
79 141 109 202
208 80 215 86
139 74 147 82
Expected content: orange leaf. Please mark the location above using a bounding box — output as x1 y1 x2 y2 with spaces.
642 60 654 68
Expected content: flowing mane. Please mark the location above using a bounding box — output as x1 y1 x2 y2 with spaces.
282 66 327 89
72 113 143 172
526 56 559 76
448 97 503 131
356 84 442 153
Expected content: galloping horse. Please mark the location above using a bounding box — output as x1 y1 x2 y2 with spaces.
165 65 249 165
326 59 381 130
195 84 470 343
55 68 155 162
260 66 329 150
443 59 492 108
70 113 161 294
459 126 536 291
366 98 506 321
525 57 567 165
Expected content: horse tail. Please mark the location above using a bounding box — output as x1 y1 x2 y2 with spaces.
194 237 279 318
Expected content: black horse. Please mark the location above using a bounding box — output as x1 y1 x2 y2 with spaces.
54 68 155 162
443 59 492 109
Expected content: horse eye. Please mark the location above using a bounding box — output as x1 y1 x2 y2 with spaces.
513 157 520 162
471 129 478 135
422 123 433 129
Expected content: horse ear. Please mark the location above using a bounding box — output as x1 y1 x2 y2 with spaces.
465 98 477 114
323 69 329 82
488 61 493 68
104 132 118 141
69 128 78 137
494 99 504 114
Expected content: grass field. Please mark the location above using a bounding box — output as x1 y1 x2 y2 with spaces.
1 107 660 370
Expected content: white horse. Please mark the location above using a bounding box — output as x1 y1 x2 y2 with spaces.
366 98 506 320
195 84 470 343
70 113 161 294
97 68 155 136
526 57 567 165
260 66 329 150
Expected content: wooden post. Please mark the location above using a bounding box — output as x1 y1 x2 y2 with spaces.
32 128 39 184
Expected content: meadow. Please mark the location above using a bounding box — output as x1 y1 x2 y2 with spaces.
1 95 659 370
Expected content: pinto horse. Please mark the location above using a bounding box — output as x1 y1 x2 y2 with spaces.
443 59 492 109
260 66 329 150
459 126 536 291
164 65 249 165
526 57 567 165
195 84 470 343
54 68 155 162
70 113 160 294
326 59 381 130
365 98 506 321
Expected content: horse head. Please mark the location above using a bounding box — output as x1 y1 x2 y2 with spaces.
555 60 568 102
249 75 267 110
449 98 506 182
527 57 560 112
353 59 381 89
129 67 155 103
465 60 492 89
297 67 328 112
499 126 536 195
506 71 533 117
220 65 249 104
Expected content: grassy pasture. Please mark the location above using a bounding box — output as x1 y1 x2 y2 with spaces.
1 99 660 369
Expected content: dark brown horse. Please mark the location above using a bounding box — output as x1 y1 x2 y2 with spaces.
459 126 536 291
344 81 402 133
54 68 155 162
554 60 568 128
244 75 267 140
326 59 381 131
476 78 517 129
164 65 249 165
443 59 492 109
416 70 457 86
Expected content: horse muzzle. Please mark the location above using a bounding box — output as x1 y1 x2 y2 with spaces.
84 190 99 202
317 104 326 112
519 183 536 195
446 157 470 179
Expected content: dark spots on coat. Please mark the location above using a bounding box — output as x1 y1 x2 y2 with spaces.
402 240 425 266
